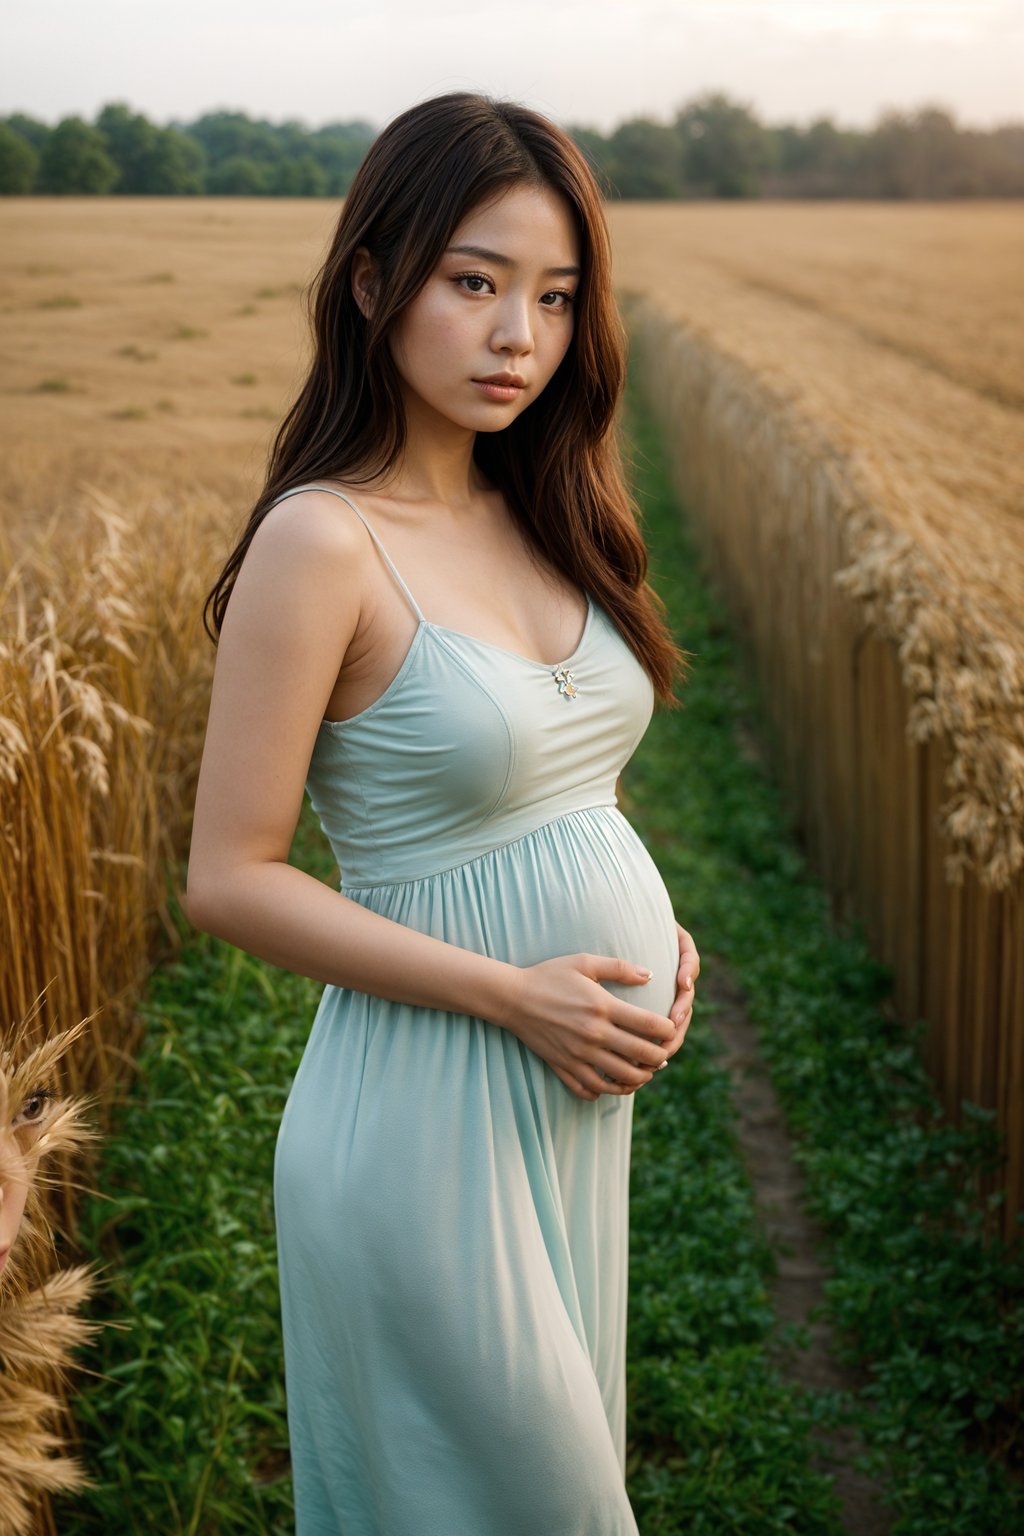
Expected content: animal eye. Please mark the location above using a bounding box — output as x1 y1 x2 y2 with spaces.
12 1087 54 1129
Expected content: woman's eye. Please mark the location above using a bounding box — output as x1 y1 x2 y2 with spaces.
13 1088 53 1128
454 274 574 309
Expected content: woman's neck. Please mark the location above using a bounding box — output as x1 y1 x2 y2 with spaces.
364 391 501 514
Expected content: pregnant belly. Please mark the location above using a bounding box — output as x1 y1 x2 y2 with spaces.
353 806 680 1025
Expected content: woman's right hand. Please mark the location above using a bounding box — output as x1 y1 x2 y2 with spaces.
495 953 683 1102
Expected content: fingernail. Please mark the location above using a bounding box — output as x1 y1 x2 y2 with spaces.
657 1060 668 1070
684 973 692 988
637 967 653 980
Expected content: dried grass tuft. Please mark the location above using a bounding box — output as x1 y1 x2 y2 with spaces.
0 481 229 1130
833 505 1024 889
0 476 232 1529
623 288 1024 891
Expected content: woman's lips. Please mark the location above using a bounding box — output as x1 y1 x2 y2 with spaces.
473 380 525 401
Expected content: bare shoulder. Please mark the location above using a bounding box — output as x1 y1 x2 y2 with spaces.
251 483 376 568
213 488 378 666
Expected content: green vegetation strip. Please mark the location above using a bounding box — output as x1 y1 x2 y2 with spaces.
62 904 319 1534
620 360 1024 1534
61 811 838 1534
58 365 1021 1533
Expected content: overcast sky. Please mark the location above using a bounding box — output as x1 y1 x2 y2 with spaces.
4 0 1021 135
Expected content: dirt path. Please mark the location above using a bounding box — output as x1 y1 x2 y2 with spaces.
704 957 892 1536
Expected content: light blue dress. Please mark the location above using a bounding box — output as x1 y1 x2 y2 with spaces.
271 484 680 1535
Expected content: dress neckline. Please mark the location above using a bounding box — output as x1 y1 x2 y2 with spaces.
424 592 594 672
320 596 599 732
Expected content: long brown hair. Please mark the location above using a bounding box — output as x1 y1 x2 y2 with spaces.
202 90 689 703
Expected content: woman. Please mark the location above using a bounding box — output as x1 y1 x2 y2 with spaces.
186 91 699 1535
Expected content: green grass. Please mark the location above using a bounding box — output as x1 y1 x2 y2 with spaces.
59 826 336 1534
55 358 1023 1533
625 1026 843 1533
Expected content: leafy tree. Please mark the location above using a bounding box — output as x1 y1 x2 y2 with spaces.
268 154 328 197
915 106 978 195
141 128 205 194
769 115 865 196
37 117 118 193
185 111 283 169
868 107 916 197
6 97 1023 201
862 106 972 197
985 123 1024 195
308 121 375 196
0 122 38 192
675 91 776 197
4 112 50 152
205 155 272 195
96 102 205 193
565 123 615 198
182 111 372 197
96 102 156 189
603 117 683 198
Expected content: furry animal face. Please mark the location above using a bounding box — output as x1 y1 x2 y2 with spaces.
0 1011 101 1535
0 1014 96 1294
0 1079 54 1281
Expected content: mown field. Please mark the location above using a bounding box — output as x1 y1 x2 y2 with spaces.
4 197 1021 555
0 199 333 533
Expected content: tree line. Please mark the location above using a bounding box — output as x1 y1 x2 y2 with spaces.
2 93 1022 199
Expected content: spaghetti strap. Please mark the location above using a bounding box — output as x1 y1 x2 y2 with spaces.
268 482 426 624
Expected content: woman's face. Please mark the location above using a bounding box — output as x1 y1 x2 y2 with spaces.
369 181 581 437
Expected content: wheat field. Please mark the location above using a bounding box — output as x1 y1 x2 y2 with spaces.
1 197 1022 1233
4 197 1020 568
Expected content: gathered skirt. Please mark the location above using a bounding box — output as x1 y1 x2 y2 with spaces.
274 806 679 1534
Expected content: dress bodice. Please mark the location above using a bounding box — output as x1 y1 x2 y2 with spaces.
269 484 656 887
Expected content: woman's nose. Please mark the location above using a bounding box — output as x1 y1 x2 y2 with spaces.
490 296 534 355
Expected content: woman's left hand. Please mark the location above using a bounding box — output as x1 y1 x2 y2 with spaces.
600 920 700 1091
665 921 699 1056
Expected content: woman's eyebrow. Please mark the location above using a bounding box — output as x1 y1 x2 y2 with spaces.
445 243 580 278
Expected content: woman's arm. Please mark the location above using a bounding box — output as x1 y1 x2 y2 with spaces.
185 493 678 1099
